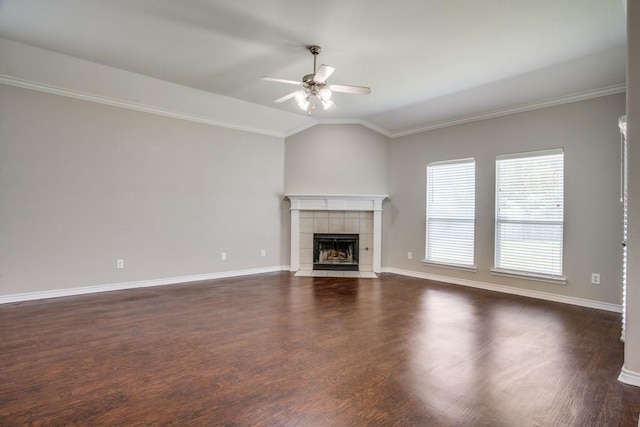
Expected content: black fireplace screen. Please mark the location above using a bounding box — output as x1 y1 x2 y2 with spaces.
313 234 359 271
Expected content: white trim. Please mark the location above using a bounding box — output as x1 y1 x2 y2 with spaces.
295 270 377 278
422 260 477 272
496 147 564 161
0 266 290 304
285 194 388 212
283 120 319 137
287 83 626 138
353 120 392 138
381 267 621 313
1 74 623 142
373 210 383 273
0 75 286 138
313 118 393 138
427 157 475 167
3 264 622 315
290 210 300 272
618 366 640 387
389 84 626 138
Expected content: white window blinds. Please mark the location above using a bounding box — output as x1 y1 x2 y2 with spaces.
425 159 475 267
495 149 564 277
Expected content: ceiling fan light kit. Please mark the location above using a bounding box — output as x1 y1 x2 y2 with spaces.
262 45 371 115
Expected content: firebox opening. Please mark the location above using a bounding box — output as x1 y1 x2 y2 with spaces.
313 233 359 271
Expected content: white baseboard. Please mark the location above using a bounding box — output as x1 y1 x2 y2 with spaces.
3 265 621 314
0 265 291 304
381 267 622 313
618 365 640 387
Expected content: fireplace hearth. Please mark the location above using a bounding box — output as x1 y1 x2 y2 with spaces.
313 234 359 271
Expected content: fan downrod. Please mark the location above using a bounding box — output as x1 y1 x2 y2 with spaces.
306 45 322 81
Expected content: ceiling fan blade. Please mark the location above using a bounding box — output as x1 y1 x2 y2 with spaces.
330 84 371 95
262 77 302 86
313 64 335 83
274 91 298 103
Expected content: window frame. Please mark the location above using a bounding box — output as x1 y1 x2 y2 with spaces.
491 148 566 283
424 158 477 271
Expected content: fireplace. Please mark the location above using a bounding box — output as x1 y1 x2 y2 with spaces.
313 234 359 271
285 194 387 276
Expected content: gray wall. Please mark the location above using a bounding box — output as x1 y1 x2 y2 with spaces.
0 85 286 296
0 82 627 309
284 124 390 195
385 94 626 304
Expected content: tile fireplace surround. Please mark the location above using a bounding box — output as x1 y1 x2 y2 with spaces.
285 194 387 278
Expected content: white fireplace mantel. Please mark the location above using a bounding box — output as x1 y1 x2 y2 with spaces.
285 194 388 274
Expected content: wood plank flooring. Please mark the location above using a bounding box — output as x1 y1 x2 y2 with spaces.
1 272 639 426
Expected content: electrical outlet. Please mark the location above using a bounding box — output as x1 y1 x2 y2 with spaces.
261 249 266 257
591 273 600 285
407 252 412 260
221 252 227 261
116 259 124 269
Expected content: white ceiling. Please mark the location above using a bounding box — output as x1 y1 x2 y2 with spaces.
0 0 627 135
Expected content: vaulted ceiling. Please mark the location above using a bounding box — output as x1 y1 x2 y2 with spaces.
0 0 627 137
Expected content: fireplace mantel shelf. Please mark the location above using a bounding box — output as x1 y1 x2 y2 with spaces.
285 194 388 275
285 194 388 212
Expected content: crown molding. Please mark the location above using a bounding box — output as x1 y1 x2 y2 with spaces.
282 119 319 137
389 83 627 138
0 74 288 138
284 118 392 138
0 71 389 140
284 83 626 139
313 118 393 138
1 74 625 142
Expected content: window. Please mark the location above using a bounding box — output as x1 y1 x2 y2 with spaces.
494 149 564 279
425 159 475 269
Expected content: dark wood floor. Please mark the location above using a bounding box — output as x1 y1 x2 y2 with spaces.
1 272 639 426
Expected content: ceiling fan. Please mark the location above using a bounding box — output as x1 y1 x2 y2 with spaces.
262 45 371 115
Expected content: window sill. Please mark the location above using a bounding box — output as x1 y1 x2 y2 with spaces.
422 260 477 272
490 268 566 285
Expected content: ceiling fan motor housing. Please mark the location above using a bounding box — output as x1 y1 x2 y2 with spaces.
309 45 321 56
302 73 326 97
